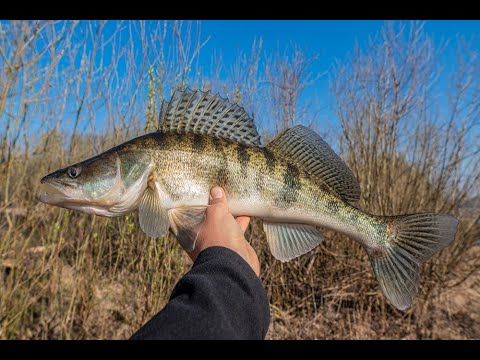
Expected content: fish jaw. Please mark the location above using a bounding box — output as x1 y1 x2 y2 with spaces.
39 180 120 216
39 178 84 206
39 166 149 217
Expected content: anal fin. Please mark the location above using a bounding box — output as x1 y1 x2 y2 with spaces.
263 222 324 262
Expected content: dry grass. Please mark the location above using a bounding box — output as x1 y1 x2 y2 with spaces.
1 20 479 339
268 249 480 340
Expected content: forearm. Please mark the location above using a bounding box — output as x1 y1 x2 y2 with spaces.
130 246 270 340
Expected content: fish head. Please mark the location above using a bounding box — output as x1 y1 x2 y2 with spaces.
40 149 150 216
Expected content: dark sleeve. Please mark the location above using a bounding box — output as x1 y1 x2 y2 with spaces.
129 246 270 340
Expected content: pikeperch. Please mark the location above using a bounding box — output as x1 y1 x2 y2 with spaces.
40 89 459 310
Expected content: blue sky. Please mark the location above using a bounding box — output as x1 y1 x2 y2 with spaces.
2 20 479 192
198 20 480 125
202 20 384 65
201 20 479 71
2 20 479 142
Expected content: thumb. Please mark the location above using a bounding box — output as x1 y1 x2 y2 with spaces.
209 186 227 207
206 186 228 222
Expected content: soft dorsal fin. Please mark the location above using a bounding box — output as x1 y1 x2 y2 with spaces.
267 125 361 205
158 89 262 147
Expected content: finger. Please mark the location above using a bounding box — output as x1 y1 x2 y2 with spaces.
235 216 251 233
209 186 227 206
206 187 228 221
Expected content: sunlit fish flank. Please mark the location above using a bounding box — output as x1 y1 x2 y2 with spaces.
40 89 459 310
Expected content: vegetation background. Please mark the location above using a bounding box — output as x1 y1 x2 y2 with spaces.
1 20 479 339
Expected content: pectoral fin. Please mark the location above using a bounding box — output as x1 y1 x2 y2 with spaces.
138 186 170 238
168 206 209 251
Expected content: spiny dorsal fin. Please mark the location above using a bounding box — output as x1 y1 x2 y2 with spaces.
158 89 262 147
267 125 361 205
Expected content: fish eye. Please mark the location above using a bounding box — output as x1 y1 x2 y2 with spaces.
67 166 81 178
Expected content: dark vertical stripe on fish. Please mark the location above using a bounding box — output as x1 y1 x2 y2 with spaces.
212 137 230 188
326 198 338 214
261 147 276 172
236 143 250 172
192 133 205 152
212 136 223 153
216 167 229 188
152 131 166 148
277 163 301 208
175 132 184 142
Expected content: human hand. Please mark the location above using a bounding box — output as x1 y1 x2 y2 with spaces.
187 186 260 276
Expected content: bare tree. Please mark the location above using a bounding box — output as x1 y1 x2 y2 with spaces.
265 44 321 133
1 20 479 340
332 21 480 331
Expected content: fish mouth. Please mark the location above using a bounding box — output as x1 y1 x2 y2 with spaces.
39 181 71 205
39 178 118 217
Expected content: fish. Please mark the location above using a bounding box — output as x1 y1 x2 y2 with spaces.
39 88 459 310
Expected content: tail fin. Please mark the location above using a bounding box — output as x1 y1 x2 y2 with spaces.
368 213 458 310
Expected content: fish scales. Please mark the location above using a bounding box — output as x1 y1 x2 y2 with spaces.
39 89 459 311
121 131 384 246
